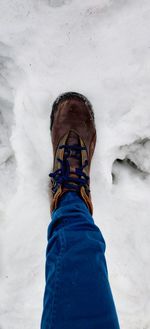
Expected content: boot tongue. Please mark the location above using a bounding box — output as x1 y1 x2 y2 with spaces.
66 131 81 172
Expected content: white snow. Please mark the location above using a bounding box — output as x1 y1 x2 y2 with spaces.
0 0 150 328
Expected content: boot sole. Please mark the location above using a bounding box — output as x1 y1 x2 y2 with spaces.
50 91 95 131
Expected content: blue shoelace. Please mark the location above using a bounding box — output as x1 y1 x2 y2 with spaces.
49 144 90 194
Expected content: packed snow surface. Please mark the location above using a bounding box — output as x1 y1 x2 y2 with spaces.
0 0 150 328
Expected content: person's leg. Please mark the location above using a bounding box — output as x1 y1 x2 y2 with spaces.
41 191 120 329
41 92 120 328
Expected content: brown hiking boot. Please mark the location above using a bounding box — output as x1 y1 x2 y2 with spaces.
49 92 96 214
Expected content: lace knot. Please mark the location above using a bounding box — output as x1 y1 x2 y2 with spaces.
49 144 90 194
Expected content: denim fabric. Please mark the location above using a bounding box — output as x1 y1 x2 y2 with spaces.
41 192 120 329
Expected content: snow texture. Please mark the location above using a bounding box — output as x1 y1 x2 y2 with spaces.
0 0 150 328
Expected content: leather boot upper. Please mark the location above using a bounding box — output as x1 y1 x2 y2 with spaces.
49 92 96 214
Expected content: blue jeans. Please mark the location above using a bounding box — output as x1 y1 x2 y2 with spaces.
41 192 120 329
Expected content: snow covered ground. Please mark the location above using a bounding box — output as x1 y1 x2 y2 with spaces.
0 0 150 328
